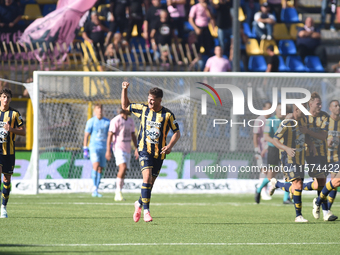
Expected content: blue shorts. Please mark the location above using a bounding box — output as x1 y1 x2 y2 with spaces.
0 154 15 175
306 155 327 178
138 152 164 177
90 147 106 168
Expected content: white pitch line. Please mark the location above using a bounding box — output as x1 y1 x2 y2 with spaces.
1 242 340 247
9 202 340 207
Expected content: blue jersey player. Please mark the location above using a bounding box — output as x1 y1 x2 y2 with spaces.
121 81 181 223
83 104 110 197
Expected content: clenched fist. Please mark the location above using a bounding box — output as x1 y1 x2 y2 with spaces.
122 81 130 89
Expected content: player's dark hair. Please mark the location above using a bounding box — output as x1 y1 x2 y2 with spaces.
149 87 163 98
266 45 274 52
308 92 321 107
329 100 339 107
263 101 272 108
94 103 102 109
0 88 12 98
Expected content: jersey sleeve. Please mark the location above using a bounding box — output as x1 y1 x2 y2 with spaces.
14 111 23 128
84 118 93 134
188 4 196 19
274 123 288 140
128 103 144 119
169 113 179 132
109 118 117 134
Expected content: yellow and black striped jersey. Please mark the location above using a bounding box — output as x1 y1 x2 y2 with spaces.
305 111 329 157
0 107 24 155
327 116 340 163
274 117 307 165
128 103 179 160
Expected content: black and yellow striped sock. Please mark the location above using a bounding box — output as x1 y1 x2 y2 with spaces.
141 183 151 210
327 189 337 210
293 189 302 217
2 181 11 206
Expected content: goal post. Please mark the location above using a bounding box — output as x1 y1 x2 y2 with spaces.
19 71 340 194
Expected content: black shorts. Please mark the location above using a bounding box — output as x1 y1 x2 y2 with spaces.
306 155 327 178
138 152 164 177
267 146 280 166
281 151 304 182
0 154 15 175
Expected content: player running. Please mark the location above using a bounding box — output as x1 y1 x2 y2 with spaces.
312 100 340 221
0 88 26 218
269 105 314 222
121 81 180 222
83 103 110 197
106 107 139 201
300 92 337 221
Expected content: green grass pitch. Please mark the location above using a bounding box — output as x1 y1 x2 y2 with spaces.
0 193 339 255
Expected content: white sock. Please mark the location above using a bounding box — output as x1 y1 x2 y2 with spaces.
116 178 123 193
144 209 149 216
323 210 328 216
135 200 142 208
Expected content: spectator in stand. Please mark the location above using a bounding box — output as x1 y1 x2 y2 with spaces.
143 0 168 45
125 0 147 43
150 10 176 63
241 0 260 28
187 31 205 71
105 0 130 46
167 0 186 43
188 0 215 56
211 0 232 57
82 11 109 62
321 0 338 31
229 25 249 71
0 0 22 32
296 17 327 68
203 46 231 72
267 0 287 23
254 2 276 40
266 45 279 72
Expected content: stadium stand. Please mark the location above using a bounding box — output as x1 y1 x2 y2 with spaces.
273 23 291 40
281 7 300 23
286 55 306 72
278 39 297 55
21 4 42 20
304 55 325 72
278 55 289 71
245 39 261 55
259 39 279 55
248 55 267 72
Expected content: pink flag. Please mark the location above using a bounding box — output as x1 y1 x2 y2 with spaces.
19 0 97 52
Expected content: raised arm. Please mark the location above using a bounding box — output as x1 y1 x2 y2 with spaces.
121 81 131 110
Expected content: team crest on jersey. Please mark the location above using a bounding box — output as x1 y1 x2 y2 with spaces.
146 128 160 140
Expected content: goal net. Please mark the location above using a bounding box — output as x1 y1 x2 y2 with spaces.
18 72 340 194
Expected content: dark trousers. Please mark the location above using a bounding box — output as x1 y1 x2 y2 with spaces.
196 26 214 56
297 45 328 68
